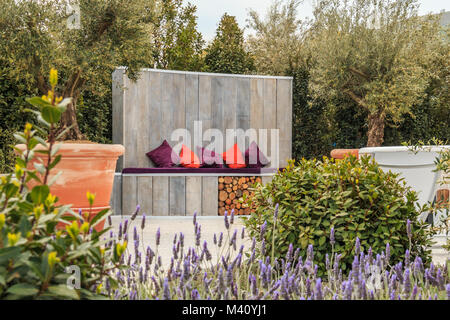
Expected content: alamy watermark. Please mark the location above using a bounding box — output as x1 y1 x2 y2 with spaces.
66 1 80 30
170 121 280 168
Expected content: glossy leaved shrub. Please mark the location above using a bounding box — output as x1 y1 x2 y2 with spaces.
244 156 435 274
0 69 126 299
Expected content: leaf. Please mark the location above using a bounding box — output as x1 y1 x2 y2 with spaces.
319 236 326 246
26 97 53 109
48 154 62 170
45 284 79 300
41 106 62 124
0 247 21 264
89 208 110 227
30 185 50 204
6 283 39 297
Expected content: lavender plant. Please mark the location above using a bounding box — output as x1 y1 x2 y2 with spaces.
100 207 449 300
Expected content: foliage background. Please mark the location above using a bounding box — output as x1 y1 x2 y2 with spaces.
0 0 449 172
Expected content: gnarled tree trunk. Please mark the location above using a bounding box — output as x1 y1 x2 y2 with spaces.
366 111 385 147
57 96 85 141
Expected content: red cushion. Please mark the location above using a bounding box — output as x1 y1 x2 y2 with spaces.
222 143 246 169
180 144 201 168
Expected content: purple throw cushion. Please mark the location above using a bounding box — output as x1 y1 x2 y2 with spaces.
245 141 269 168
146 140 180 167
196 146 224 168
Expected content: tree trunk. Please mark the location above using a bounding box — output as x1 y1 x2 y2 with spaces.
366 111 385 147
56 96 85 141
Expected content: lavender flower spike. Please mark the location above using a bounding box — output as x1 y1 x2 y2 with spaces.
446 284 450 300
224 211 229 230
315 278 323 300
355 237 360 256
141 214 146 230
163 278 170 300
274 203 279 221
156 227 161 246
330 227 335 245
406 219 411 239
230 209 235 224
193 211 197 225
385 243 390 264
131 204 140 221
260 221 267 240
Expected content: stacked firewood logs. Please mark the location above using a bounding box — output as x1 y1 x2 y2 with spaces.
218 176 261 215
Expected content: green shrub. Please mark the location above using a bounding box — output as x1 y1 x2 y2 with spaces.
0 69 126 299
244 156 435 275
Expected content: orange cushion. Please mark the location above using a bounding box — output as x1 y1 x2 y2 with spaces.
222 144 246 169
180 144 201 168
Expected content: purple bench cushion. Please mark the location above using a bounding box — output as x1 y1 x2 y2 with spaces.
122 167 282 174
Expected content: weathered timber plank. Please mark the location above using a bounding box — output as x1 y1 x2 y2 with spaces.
199 75 212 136
169 176 186 216
152 176 169 215
202 177 218 216
236 78 251 131
122 175 137 216
112 69 125 171
185 74 199 148
136 71 150 167
276 79 292 167
148 71 163 167
211 76 224 145
250 78 264 132
110 174 122 215
123 76 138 168
137 176 153 216
185 176 202 216
223 76 237 133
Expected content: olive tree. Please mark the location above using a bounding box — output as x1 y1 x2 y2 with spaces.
246 0 305 75
307 0 444 146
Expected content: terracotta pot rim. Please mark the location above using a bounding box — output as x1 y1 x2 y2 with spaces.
16 143 125 157
330 148 359 160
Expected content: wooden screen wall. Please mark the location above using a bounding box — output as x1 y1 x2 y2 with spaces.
112 68 293 170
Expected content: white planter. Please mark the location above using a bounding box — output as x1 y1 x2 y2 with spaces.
359 146 450 221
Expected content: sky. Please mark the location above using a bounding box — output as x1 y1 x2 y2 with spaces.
189 0 450 41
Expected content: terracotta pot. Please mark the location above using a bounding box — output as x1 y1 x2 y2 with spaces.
330 149 359 160
16 143 124 231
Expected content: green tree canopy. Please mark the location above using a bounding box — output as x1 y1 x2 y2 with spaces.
204 13 255 74
0 0 155 140
151 0 205 71
306 0 446 146
247 0 305 75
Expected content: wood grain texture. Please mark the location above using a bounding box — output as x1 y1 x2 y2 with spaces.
112 69 124 171
169 176 186 216
136 72 150 167
185 176 202 216
202 177 218 216
211 76 224 140
236 78 251 131
276 79 292 167
122 175 137 216
199 75 212 136
250 78 264 132
223 76 237 133
137 176 152 216
110 174 122 215
185 74 199 148
148 71 162 167
123 76 138 168
152 176 169 215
